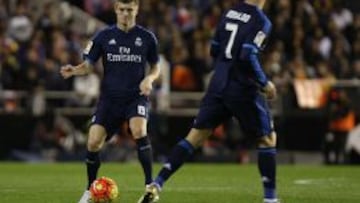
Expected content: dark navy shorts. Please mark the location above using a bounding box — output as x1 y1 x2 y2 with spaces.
91 96 149 138
193 89 273 138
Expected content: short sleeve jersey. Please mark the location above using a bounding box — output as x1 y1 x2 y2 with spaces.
83 25 159 99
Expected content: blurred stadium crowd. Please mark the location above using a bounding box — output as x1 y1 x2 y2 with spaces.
1 0 360 162
1 0 360 95
1 0 360 105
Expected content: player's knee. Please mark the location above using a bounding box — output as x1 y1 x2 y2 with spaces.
130 125 146 139
87 125 106 151
186 128 212 148
129 117 147 139
258 131 277 148
87 136 104 151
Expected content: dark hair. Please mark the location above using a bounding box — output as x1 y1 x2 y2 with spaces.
117 0 139 4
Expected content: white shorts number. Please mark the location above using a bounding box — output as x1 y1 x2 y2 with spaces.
137 105 146 116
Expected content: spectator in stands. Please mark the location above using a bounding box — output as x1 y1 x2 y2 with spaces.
346 122 360 164
84 0 113 23
352 36 360 60
0 0 7 20
1 0 359 95
324 89 355 164
331 1 353 31
0 21 20 89
7 1 33 43
353 60 360 79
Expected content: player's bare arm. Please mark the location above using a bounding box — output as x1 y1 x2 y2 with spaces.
139 63 160 96
60 60 92 79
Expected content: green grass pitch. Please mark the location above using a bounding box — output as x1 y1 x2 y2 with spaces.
0 163 359 203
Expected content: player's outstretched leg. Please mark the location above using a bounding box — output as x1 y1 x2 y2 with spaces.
137 139 194 203
138 129 211 203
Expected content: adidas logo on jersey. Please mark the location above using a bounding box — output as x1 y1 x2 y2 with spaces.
108 39 117 45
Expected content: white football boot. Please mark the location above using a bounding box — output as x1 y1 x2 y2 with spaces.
78 190 91 203
264 198 280 203
137 183 161 203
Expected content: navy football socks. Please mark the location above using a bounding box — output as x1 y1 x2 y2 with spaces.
258 148 277 199
136 136 153 185
155 139 195 187
86 151 100 189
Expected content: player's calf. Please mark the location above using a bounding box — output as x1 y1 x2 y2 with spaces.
186 128 212 147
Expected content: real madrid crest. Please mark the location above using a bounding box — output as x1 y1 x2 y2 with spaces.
135 37 142 47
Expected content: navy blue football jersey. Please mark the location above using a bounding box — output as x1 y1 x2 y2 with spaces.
83 25 159 99
208 2 272 94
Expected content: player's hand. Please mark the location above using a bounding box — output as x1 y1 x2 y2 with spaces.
60 64 75 79
139 76 153 96
262 81 277 100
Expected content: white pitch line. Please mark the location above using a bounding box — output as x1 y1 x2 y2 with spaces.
293 179 314 185
125 186 236 192
293 178 347 185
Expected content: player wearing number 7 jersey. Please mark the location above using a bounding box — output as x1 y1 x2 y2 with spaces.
138 0 279 203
